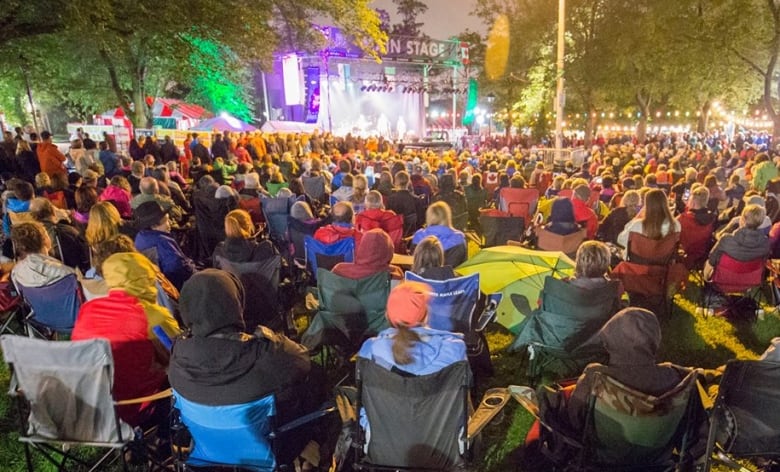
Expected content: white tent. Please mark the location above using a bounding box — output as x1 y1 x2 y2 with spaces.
260 121 319 134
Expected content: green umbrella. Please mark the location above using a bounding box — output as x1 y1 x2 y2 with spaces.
456 245 575 333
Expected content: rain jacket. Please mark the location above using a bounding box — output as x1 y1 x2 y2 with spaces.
11 253 75 289
313 222 362 246
36 141 66 178
99 184 133 218
358 326 466 376
72 253 176 426
168 270 311 410
332 228 402 280
571 198 599 239
412 224 465 251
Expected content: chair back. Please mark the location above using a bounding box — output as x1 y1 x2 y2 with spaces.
262 196 292 244
711 254 765 293
214 255 281 329
287 217 322 259
678 215 715 269
586 370 697 466
173 390 276 470
17 274 82 333
513 277 619 352
356 358 470 470
536 227 586 256
304 235 355 275
0 336 132 443
302 269 390 350
479 209 524 247
266 181 289 197
405 272 479 334
627 231 680 265
302 175 327 202
705 360 780 463
499 188 538 220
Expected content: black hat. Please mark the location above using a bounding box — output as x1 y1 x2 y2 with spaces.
135 201 169 229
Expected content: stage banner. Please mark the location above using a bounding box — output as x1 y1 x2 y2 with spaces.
384 36 463 65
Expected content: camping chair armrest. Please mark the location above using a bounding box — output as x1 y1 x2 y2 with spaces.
270 401 337 439
114 388 172 406
467 388 510 440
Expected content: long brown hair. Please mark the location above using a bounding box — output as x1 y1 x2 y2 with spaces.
392 326 422 365
642 189 674 240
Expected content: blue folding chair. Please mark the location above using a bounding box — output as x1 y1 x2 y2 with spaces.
261 196 293 247
405 272 480 334
173 391 276 471
16 274 82 338
304 236 354 276
172 390 336 471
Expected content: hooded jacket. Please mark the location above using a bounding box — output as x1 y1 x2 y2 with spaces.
313 222 362 246
102 253 181 339
134 229 196 290
708 226 770 266
72 253 176 426
332 228 402 280
168 270 311 407
565 308 687 431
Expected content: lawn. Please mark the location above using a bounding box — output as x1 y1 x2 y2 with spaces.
0 279 778 471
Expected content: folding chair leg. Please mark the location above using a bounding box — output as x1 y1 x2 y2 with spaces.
24 443 33 472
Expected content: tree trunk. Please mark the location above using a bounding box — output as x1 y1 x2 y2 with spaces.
697 100 711 133
635 93 651 143
504 116 511 146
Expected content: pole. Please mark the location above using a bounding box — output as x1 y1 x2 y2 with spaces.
261 71 271 123
554 0 566 163
20 62 39 134
452 66 457 143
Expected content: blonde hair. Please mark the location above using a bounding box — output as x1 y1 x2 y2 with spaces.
224 209 254 239
425 201 453 228
35 172 51 189
352 174 368 203
575 241 611 278
85 202 122 246
690 186 710 210
743 204 766 229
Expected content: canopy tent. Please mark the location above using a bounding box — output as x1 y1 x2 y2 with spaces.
190 114 257 132
456 245 575 333
260 121 319 134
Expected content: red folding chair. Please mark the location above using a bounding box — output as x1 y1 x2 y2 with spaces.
701 254 766 318
498 188 538 222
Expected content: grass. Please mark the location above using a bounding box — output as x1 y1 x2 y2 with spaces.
0 279 778 471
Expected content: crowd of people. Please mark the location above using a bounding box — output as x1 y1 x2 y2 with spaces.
2 123 780 469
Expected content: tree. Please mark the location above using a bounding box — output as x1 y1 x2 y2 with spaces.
391 0 428 37
8 0 386 127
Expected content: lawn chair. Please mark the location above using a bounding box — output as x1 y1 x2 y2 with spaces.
172 390 336 471
0 336 172 472
302 175 328 204
262 195 293 251
15 274 83 338
499 187 539 222
612 231 685 315
404 271 495 383
700 254 766 319
214 255 292 333
304 235 355 276
510 276 621 385
677 213 715 271
266 181 289 197
535 227 587 258
479 208 525 247
703 360 780 471
353 359 471 471
0 278 23 335
537 369 700 471
192 191 235 263
301 268 390 354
